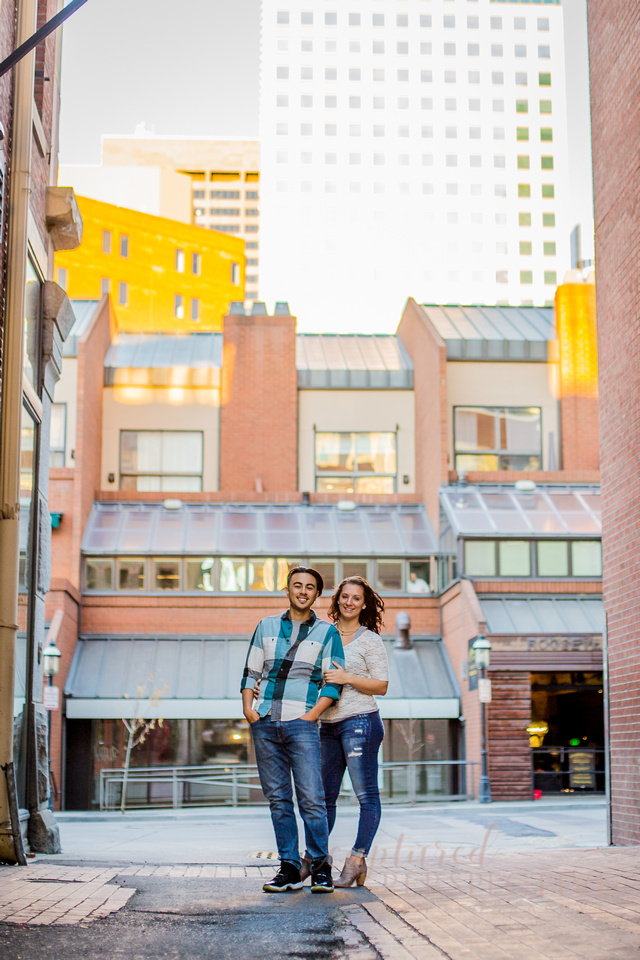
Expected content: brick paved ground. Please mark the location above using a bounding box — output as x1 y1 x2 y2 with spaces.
2 846 640 958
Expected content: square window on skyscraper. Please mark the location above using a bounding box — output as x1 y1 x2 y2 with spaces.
518 155 530 169
277 94 288 107
325 153 336 165
300 152 312 163
398 126 409 137
325 123 337 136
325 12 337 25
277 67 289 80
422 98 433 109
423 183 434 195
276 151 287 163
398 42 409 54
543 213 556 227
374 125 385 137
420 15 432 27
445 127 457 139
277 38 288 51
349 96 360 108
301 95 312 107
398 70 409 81
373 41 385 54
470 155 481 167
469 71 480 84
349 13 360 26
277 11 289 25
469 98 480 110
301 39 312 52
373 97 384 109
496 271 508 284
515 45 527 58
542 184 555 198
521 271 533 284
517 127 529 141
541 128 553 142
422 154 434 165
516 99 528 113
518 184 531 197
538 45 551 58
373 13 384 26
349 182 361 193
516 73 528 86
421 42 433 55
468 15 479 28
445 71 456 83
301 123 312 136
495 212 507 224
495 184 507 197
325 95 337 108
520 241 532 255
276 122 288 135
374 155 385 166
301 181 312 193
325 67 337 80
540 100 552 114
446 183 458 195
301 66 313 80
447 213 459 224
538 18 550 31
349 153 361 165
539 72 551 86
519 212 532 226
398 97 409 109
494 155 506 167
492 44 503 57
444 15 455 27
349 40 360 53
468 43 479 56
444 43 456 55
397 14 408 27
492 72 504 84
494 128 505 140
469 127 481 139
349 123 361 136
515 17 526 30
446 155 458 167
301 10 312 24
446 98 457 110
544 271 557 285
493 99 504 111
544 241 556 255
325 182 336 193
491 16 502 29
399 155 410 166
421 70 433 82
541 155 554 169
471 183 482 195
349 68 361 81
374 69 385 81
496 241 507 254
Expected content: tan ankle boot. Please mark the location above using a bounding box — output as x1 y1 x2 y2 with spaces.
334 855 367 888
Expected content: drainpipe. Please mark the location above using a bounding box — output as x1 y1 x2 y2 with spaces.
0 0 38 865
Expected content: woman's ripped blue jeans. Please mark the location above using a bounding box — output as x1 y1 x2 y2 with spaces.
320 711 384 857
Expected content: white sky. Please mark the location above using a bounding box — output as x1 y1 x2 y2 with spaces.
58 0 593 265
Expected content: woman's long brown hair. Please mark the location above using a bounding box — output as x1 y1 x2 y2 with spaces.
327 576 385 634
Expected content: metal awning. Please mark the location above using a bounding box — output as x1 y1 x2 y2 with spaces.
481 597 604 635
296 334 413 389
81 502 439 557
64 637 460 720
440 484 601 538
104 332 223 387
421 303 555 361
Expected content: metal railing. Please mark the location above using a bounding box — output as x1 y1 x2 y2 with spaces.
99 759 477 811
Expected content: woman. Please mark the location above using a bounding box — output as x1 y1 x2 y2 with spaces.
320 576 389 888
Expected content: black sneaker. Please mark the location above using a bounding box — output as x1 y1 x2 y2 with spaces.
262 863 303 893
310 861 334 894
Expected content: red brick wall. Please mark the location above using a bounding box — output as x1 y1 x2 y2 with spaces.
589 0 640 844
220 312 298 493
49 469 75 583
440 580 485 796
397 299 449 530
487 671 532 801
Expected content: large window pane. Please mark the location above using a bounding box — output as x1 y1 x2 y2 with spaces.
275 558 301 591
454 407 541 472
50 403 66 466
455 408 497 452
355 476 395 494
220 558 247 591
316 477 355 493
537 541 568 576
121 432 161 472
498 540 531 576
161 432 203 474
455 454 499 472
248 558 276 591
571 541 602 576
500 408 541 451
377 561 403 591
185 558 214 591
153 559 181 590
120 431 203 489
85 559 113 590
356 433 396 473
316 433 354 472
464 541 496 575
310 560 336 592
117 559 146 590
342 560 368 580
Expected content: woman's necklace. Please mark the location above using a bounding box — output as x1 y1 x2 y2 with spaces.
338 621 359 640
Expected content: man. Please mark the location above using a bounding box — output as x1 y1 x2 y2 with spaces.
241 566 344 894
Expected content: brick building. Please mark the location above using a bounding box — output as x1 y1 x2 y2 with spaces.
588 0 640 843
0 0 82 863
44 280 604 810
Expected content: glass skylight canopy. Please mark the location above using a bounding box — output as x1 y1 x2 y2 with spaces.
81 502 438 557
421 304 555 361
481 597 604 635
440 485 601 538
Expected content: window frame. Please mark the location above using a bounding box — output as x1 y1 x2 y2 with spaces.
463 538 602 579
453 406 543 472
313 429 398 494
118 429 204 491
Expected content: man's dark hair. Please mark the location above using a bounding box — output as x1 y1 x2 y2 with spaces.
286 565 324 596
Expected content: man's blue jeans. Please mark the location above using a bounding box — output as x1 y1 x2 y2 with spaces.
320 711 384 857
251 716 329 869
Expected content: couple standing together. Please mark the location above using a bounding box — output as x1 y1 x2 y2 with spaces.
241 566 389 893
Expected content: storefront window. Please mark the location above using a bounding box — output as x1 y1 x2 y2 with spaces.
185 558 214 591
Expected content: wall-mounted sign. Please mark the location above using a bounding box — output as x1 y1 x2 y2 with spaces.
43 686 60 711
478 678 492 703
568 750 596 789
488 635 602 653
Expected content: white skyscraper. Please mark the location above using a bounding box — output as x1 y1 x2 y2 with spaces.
259 0 569 332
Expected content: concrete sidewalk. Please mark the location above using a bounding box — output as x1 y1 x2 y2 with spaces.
3 799 640 960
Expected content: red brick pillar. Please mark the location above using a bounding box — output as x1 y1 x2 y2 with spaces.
220 308 298 493
555 282 599 471
487 671 532 801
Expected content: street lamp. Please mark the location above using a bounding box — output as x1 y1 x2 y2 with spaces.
473 634 492 804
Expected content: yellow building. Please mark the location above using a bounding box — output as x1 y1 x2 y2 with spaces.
55 196 245 332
